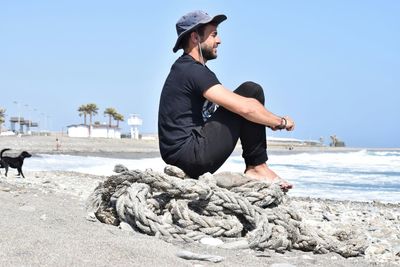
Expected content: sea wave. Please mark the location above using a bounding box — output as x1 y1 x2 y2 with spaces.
23 151 400 203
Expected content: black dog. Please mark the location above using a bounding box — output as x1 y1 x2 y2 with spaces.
0 148 32 178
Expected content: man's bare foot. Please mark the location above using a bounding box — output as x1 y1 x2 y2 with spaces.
244 163 293 191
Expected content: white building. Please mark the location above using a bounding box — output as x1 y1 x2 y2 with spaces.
67 124 121 139
267 136 323 147
127 114 143 140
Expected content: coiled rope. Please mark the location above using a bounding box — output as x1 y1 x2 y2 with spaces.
86 165 366 257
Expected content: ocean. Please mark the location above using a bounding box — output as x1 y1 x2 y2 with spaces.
25 149 400 203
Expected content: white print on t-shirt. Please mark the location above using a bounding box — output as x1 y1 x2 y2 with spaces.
202 100 219 121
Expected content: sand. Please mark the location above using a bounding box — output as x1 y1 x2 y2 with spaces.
0 135 160 158
0 135 399 266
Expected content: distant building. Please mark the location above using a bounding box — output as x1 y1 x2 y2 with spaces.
330 135 345 147
267 137 323 147
9 116 39 134
67 124 121 139
127 114 143 140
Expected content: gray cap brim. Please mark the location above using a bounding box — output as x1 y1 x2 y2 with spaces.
173 14 227 53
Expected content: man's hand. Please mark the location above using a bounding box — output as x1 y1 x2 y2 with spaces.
284 116 295 131
269 116 295 131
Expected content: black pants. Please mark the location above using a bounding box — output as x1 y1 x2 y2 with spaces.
174 81 268 178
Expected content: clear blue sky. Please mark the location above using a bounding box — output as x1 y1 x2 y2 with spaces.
1 1 399 147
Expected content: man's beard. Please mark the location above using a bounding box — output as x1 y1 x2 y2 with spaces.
200 43 217 61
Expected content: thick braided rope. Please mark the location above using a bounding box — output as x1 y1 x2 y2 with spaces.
170 199 243 237
86 165 366 257
230 181 284 208
114 182 206 242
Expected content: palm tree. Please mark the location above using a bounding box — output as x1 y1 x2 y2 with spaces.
86 103 98 136
86 103 98 126
113 113 124 128
104 107 117 127
78 104 89 125
0 108 6 134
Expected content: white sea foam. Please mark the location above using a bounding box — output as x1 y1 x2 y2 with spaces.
24 150 400 203
26 154 166 175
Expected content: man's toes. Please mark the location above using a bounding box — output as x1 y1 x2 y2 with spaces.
279 181 293 190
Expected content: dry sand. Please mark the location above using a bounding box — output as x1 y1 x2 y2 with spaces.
0 135 399 266
0 135 160 158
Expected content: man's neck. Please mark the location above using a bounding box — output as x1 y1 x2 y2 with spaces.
185 47 206 65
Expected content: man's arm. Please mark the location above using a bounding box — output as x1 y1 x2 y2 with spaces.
203 84 295 130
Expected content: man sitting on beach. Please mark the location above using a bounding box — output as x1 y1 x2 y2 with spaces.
158 10 295 190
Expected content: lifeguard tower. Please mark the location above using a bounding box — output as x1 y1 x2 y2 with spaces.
127 114 143 140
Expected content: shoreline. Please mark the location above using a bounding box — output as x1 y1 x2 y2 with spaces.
1 135 397 160
34 150 162 159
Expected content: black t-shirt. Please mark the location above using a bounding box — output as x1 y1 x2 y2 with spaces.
158 54 220 161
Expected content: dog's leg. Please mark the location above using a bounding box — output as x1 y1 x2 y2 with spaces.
18 167 25 178
5 165 8 177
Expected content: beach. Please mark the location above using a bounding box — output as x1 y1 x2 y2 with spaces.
0 135 160 159
0 135 399 266
0 135 367 158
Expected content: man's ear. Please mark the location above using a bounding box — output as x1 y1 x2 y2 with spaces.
190 31 201 44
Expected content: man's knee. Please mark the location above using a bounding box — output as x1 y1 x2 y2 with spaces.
235 81 265 104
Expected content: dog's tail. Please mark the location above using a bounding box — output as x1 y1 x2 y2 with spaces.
0 148 11 159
